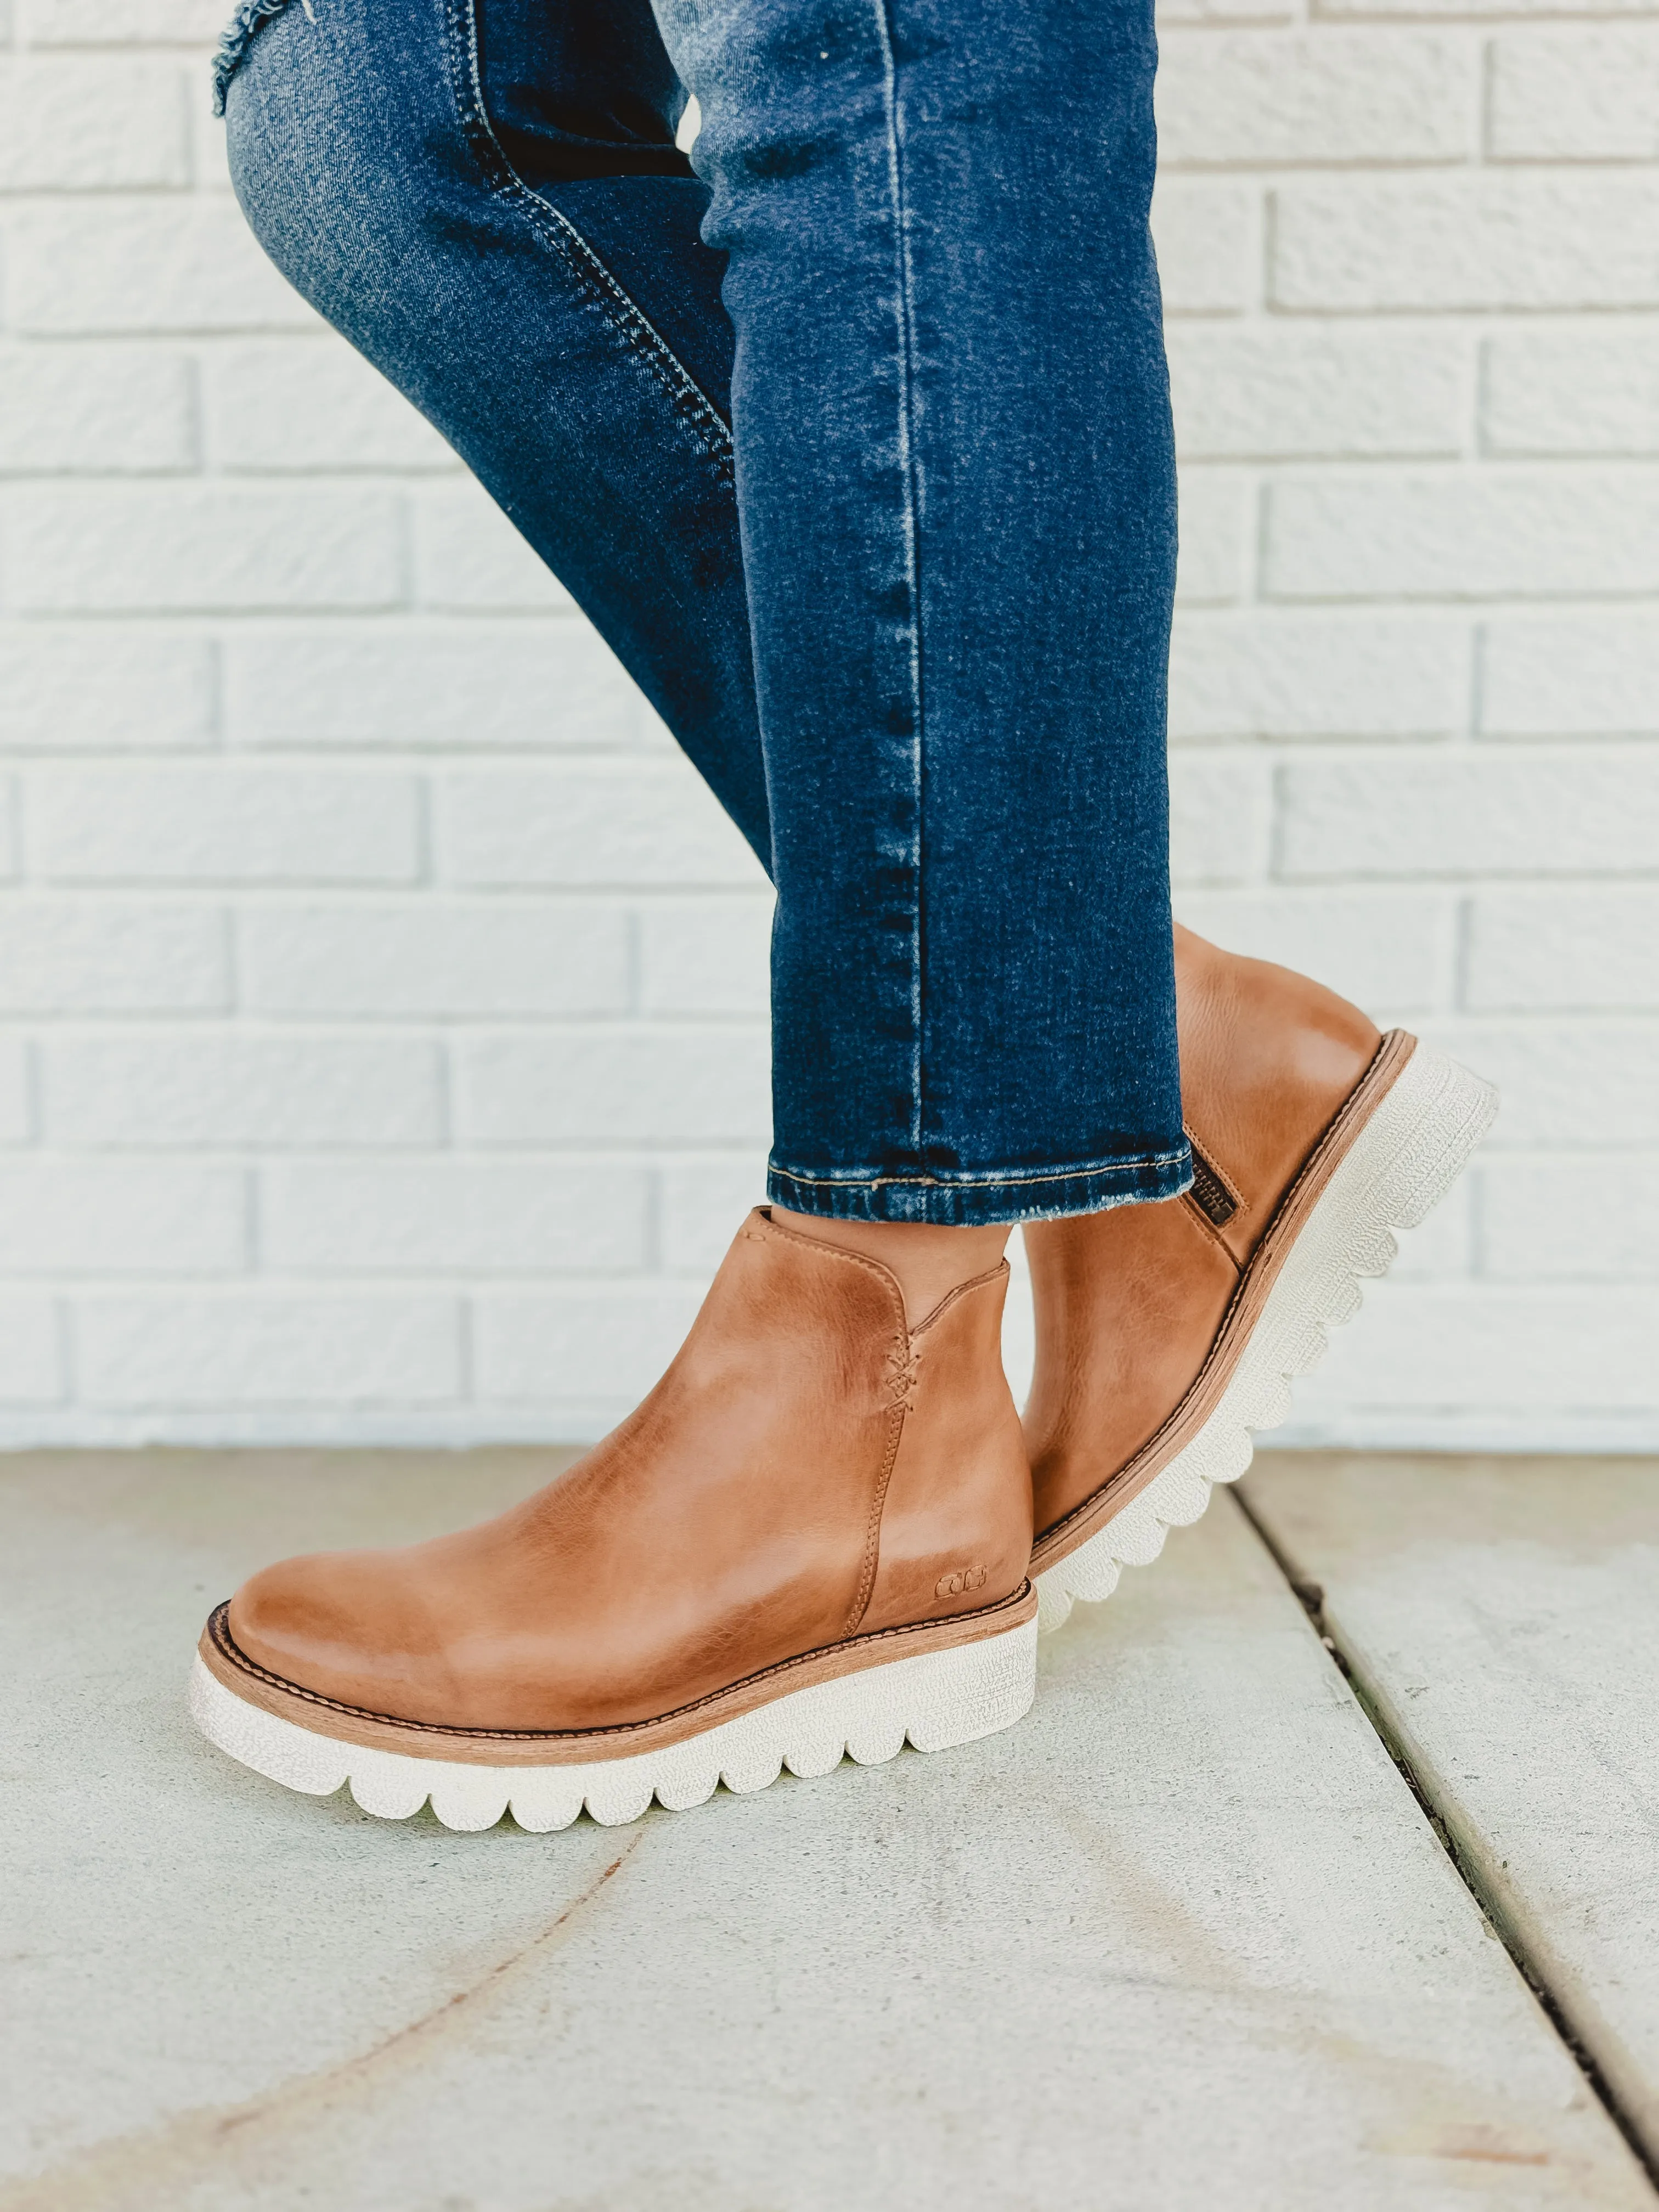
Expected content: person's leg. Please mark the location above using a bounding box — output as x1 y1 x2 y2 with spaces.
222 0 1186 1314
218 0 771 868
229 0 1187 1231
196 0 1041 1826
194 0 1497 1830
215 0 1493 1673
651 0 1188 1251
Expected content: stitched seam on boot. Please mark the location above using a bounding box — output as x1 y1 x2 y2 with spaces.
847 1268 1010 1630
205 1585 1032 1740
752 1209 912 1642
842 1365 912 1639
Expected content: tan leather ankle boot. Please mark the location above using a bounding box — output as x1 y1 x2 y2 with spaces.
1024 927 1497 1630
191 1210 1037 1830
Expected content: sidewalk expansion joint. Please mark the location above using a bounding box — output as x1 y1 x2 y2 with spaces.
1233 1483 1659 2200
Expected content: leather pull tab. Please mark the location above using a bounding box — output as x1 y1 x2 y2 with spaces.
1184 1134 1242 1229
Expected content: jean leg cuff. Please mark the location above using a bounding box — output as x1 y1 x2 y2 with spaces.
765 1145 1194 1228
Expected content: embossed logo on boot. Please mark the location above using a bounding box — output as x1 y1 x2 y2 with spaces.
935 1564 989 1599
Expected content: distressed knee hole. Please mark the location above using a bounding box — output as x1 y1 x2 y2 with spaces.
211 0 315 116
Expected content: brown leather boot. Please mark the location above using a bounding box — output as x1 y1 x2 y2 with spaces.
191 1210 1037 1830
1024 926 1497 1630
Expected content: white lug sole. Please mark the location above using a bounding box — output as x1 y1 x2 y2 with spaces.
189 1608 1039 1833
1034 1040 1498 1634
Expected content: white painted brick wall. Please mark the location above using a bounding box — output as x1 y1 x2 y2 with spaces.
1 0 1655 1448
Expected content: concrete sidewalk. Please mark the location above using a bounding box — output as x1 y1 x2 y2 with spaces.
3 1449 1656 2211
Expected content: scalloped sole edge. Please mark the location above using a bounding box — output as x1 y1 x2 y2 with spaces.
189 1613 1039 1832
1035 1042 1498 1635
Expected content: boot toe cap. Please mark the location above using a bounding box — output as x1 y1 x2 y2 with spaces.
228 1550 420 1714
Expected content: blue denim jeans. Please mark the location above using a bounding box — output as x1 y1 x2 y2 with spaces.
217 0 1189 1225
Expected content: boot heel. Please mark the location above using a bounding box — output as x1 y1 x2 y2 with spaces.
896 1612 1040 1754
1036 1039 1498 1632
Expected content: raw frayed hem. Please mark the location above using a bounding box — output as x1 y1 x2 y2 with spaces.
766 1145 1194 1229
212 0 312 116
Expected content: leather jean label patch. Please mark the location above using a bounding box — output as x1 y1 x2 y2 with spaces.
1184 1136 1242 1229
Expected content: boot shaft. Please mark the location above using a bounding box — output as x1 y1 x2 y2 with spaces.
1023 930 1384 1525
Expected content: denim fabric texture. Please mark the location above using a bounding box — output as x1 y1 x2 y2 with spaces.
221 0 1190 1225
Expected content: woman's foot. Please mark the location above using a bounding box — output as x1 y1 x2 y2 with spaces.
1024 926 1498 1631
191 1210 1036 1830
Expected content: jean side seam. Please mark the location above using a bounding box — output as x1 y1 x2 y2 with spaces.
873 0 924 1161
442 0 735 483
